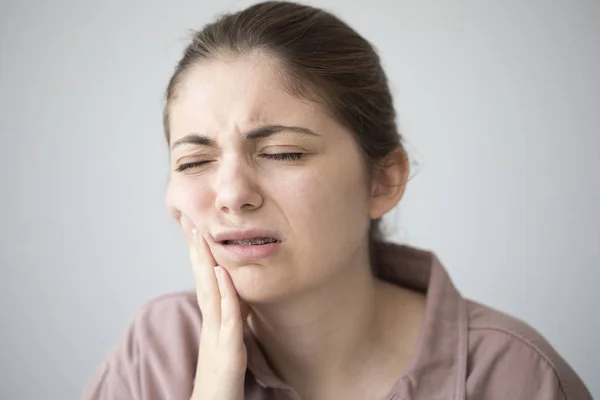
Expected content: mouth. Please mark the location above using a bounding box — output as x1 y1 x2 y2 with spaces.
221 237 280 246
214 233 283 260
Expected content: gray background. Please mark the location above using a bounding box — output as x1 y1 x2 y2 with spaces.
1 0 598 399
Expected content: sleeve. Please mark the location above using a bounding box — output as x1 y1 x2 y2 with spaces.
80 292 201 400
466 328 593 400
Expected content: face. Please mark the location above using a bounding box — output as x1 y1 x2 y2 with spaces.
165 52 378 304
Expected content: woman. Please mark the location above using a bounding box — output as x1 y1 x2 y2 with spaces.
83 2 592 399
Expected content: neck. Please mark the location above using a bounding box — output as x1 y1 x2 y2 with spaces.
247 246 390 393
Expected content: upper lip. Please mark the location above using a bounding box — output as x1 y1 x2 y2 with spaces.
212 229 283 243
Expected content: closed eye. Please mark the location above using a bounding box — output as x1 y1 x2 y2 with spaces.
261 153 305 161
175 153 305 172
175 161 211 172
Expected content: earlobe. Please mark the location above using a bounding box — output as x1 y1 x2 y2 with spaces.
368 148 409 219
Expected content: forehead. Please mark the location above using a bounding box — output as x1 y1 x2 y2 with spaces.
168 53 328 142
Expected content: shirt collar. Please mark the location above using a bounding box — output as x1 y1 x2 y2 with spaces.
378 243 468 399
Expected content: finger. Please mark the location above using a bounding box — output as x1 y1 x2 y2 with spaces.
214 266 245 348
190 229 221 332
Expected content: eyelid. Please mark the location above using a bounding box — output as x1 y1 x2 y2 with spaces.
175 160 211 172
174 150 308 172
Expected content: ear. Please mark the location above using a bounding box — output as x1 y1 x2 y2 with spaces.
368 147 409 220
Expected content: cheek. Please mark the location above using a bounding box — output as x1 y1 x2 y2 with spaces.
273 160 370 245
271 164 370 285
165 178 213 224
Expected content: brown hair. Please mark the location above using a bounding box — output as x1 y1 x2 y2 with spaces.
163 1 405 275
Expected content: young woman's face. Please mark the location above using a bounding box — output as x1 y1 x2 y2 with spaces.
166 52 376 303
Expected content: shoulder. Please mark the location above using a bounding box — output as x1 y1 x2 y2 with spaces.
122 291 202 356
464 300 591 400
118 290 201 364
82 291 200 400
133 290 201 333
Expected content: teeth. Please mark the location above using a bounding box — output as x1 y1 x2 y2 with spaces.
225 237 277 245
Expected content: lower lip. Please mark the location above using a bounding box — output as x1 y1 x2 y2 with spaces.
217 241 282 260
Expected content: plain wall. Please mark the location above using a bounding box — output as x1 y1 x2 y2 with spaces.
1 0 598 398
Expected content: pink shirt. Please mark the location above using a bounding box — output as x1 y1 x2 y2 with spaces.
82 243 592 399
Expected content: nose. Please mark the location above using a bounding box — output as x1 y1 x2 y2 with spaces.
214 156 263 214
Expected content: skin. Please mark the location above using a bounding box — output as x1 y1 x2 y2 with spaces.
165 51 426 400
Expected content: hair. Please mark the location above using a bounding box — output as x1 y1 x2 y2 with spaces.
163 1 405 275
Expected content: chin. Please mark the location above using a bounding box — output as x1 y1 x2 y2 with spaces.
230 264 294 304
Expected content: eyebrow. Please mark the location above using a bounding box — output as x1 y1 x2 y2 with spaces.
170 124 319 151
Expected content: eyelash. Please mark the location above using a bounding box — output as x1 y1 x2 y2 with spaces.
175 153 305 172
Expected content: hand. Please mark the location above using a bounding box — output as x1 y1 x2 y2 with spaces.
181 215 249 400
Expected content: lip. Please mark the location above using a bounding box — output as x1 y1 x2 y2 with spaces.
216 241 282 260
211 228 284 261
212 228 283 243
